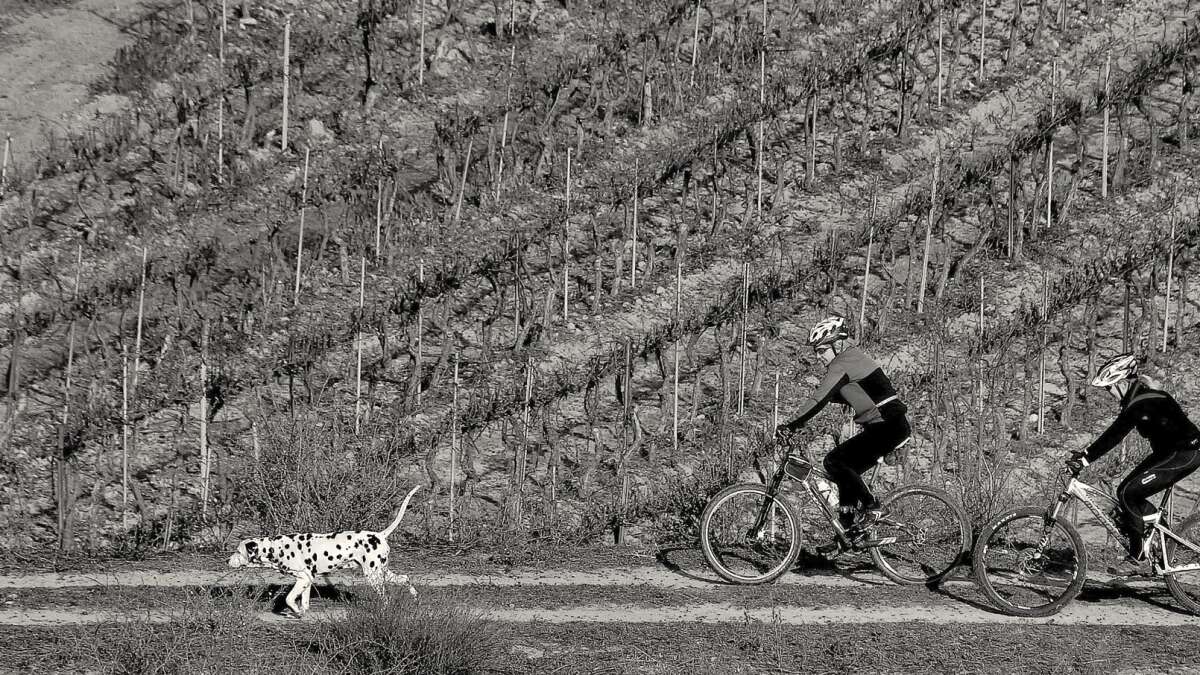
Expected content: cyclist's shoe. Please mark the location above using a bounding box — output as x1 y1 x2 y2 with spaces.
837 506 857 531
1106 556 1148 578
816 539 844 558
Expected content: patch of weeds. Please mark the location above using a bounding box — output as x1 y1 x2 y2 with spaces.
310 589 506 674
230 417 419 535
57 589 263 673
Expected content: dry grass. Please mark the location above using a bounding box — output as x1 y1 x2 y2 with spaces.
24 590 280 673
231 419 421 536
308 590 507 674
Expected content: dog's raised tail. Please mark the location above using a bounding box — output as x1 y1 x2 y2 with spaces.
379 484 422 538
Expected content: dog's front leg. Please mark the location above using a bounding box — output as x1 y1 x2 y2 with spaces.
384 570 418 598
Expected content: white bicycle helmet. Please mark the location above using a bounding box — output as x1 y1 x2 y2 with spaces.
1090 353 1139 388
807 315 850 348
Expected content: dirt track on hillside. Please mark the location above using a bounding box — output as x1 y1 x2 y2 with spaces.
3 598 1198 627
0 565 1194 627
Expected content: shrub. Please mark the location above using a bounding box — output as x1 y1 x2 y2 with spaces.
230 416 422 535
60 589 261 673
311 590 504 674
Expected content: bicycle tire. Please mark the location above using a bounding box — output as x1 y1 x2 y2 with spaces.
972 506 1087 617
1164 512 1200 616
700 483 802 585
868 485 971 585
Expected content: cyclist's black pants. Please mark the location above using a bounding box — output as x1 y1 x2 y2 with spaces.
823 414 911 511
1117 436 1200 551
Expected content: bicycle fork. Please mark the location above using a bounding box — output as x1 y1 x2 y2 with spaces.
747 465 789 538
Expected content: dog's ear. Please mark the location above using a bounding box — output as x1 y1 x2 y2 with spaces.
243 540 259 561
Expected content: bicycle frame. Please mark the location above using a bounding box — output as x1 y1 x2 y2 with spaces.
1047 473 1200 575
749 439 883 544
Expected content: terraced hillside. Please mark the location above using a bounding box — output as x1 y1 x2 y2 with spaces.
2 0 1199 558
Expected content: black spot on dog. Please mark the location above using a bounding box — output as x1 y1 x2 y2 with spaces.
366 535 381 549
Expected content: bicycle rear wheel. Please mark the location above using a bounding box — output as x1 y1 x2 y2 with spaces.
972 506 1086 617
868 485 971 585
1164 513 1200 616
700 484 801 584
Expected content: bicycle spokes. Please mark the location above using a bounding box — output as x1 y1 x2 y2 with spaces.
975 509 1085 615
868 487 970 585
701 485 801 583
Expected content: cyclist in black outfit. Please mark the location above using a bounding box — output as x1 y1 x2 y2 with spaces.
777 316 911 535
1066 353 1200 565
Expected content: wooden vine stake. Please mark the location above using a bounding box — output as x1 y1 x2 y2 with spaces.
354 257 366 435
516 359 534 528
631 158 639 287
978 0 986 80
1101 54 1111 198
1162 186 1178 352
563 147 571 321
738 262 750 414
672 255 682 459
122 248 148 529
689 0 702 86
199 319 210 518
454 138 473 224
917 160 938 313
416 259 424 405
0 133 10 194
418 0 426 86
978 273 985 422
858 188 877 338
292 148 310 306
1037 270 1048 434
757 42 765 217
772 372 780 429
936 7 944 109
375 179 384 260
281 15 291 152
495 45 516 201
1046 61 1056 230
449 353 459 541
217 0 226 184
56 244 82 548
121 345 129 529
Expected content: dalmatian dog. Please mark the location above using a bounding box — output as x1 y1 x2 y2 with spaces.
228 484 422 617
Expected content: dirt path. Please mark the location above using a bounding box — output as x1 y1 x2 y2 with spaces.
0 564 1188 628
0 566 890 589
0 0 157 167
4 600 1198 627
0 565 1154 591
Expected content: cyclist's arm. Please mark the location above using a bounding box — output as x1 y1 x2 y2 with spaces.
1082 403 1140 463
783 368 849 431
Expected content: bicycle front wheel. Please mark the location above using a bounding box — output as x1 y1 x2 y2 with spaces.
700 483 801 584
868 485 971 585
972 506 1086 617
1164 512 1200 616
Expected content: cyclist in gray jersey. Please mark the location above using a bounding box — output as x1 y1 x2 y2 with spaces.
777 316 911 535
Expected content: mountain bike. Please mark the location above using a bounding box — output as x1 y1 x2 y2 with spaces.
972 464 1200 617
699 432 971 586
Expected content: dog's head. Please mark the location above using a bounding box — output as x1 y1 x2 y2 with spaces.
227 538 267 568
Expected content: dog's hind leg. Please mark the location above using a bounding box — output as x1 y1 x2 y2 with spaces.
285 571 314 616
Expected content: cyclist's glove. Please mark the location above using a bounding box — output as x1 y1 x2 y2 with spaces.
1065 452 1090 475
775 421 802 438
